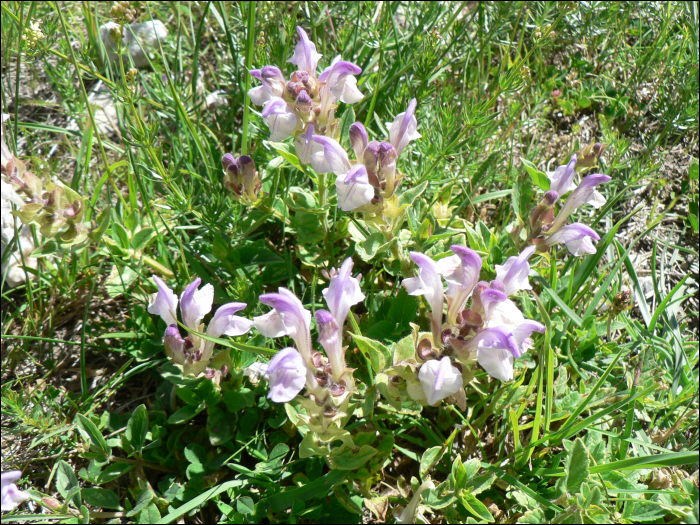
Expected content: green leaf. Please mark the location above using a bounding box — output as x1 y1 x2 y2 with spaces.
392 334 415 365
292 212 326 244
354 232 396 262
97 463 134 484
262 469 347 512
520 157 550 191
339 107 356 149
237 496 255 516
127 488 155 517
111 222 131 251
328 444 378 470
76 414 111 459
420 446 445 481
81 488 121 510
350 333 392 373
460 492 494 522
561 438 589 495
132 228 156 251
265 141 304 172
125 404 148 456
207 406 234 446
168 404 204 424
398 180 429 208
56 461 81 507
622 499 668 522
689 159 699 180
452 456 467 491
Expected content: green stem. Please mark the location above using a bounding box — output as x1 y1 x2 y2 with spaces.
241 1 257 155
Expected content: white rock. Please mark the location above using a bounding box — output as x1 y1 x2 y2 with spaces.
1 196 38 288
99 21 168 68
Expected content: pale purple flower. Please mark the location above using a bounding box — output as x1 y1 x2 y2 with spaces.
479 287 545 358
336 165 375 211
545 222 601 256
311 135 352 174
266 347 307 402
436 246 482 325
322 258 365 328
418 356 463 405
248 66 286 105
403 252 444 344
287 27 322 75
318 56 363 104
388 98 421 156
494 245 536 296
261 97 298 141
547 155 578 195
148 277 253 376
148 275 179 327
320 258 365 378
295 124 323 165
1 471 29 511
254 288 313 361
549 174 611 232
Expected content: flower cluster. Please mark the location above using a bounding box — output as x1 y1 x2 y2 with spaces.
248 26 363 143
526 152 611 256
307 99 421 212
1 115 88 246
392 245 544 406
148 276 253 379
252 258 364 437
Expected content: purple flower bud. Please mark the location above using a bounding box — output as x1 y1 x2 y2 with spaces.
295 90 312 113
470 281 491 314
349 122 368 161
363 141 381 173
222 153 236 170
542 190 559 206
163 324 186 364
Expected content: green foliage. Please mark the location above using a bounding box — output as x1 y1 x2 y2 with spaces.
1 1 697 524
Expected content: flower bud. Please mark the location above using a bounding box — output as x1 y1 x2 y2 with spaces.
349 122 368 160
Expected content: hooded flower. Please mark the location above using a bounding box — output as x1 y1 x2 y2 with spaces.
266 347 307 402
494 245 536 296
403 252 444 343
1 471 30 512
545 222 601 256
388 98 421 156
547 155 578 196
418 356 463 405
319 258 365 379
148 276 253 377
549 173 611 232
254 287 313 361
437 245 482 325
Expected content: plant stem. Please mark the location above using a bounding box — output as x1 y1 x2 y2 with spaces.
241 1 257 155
